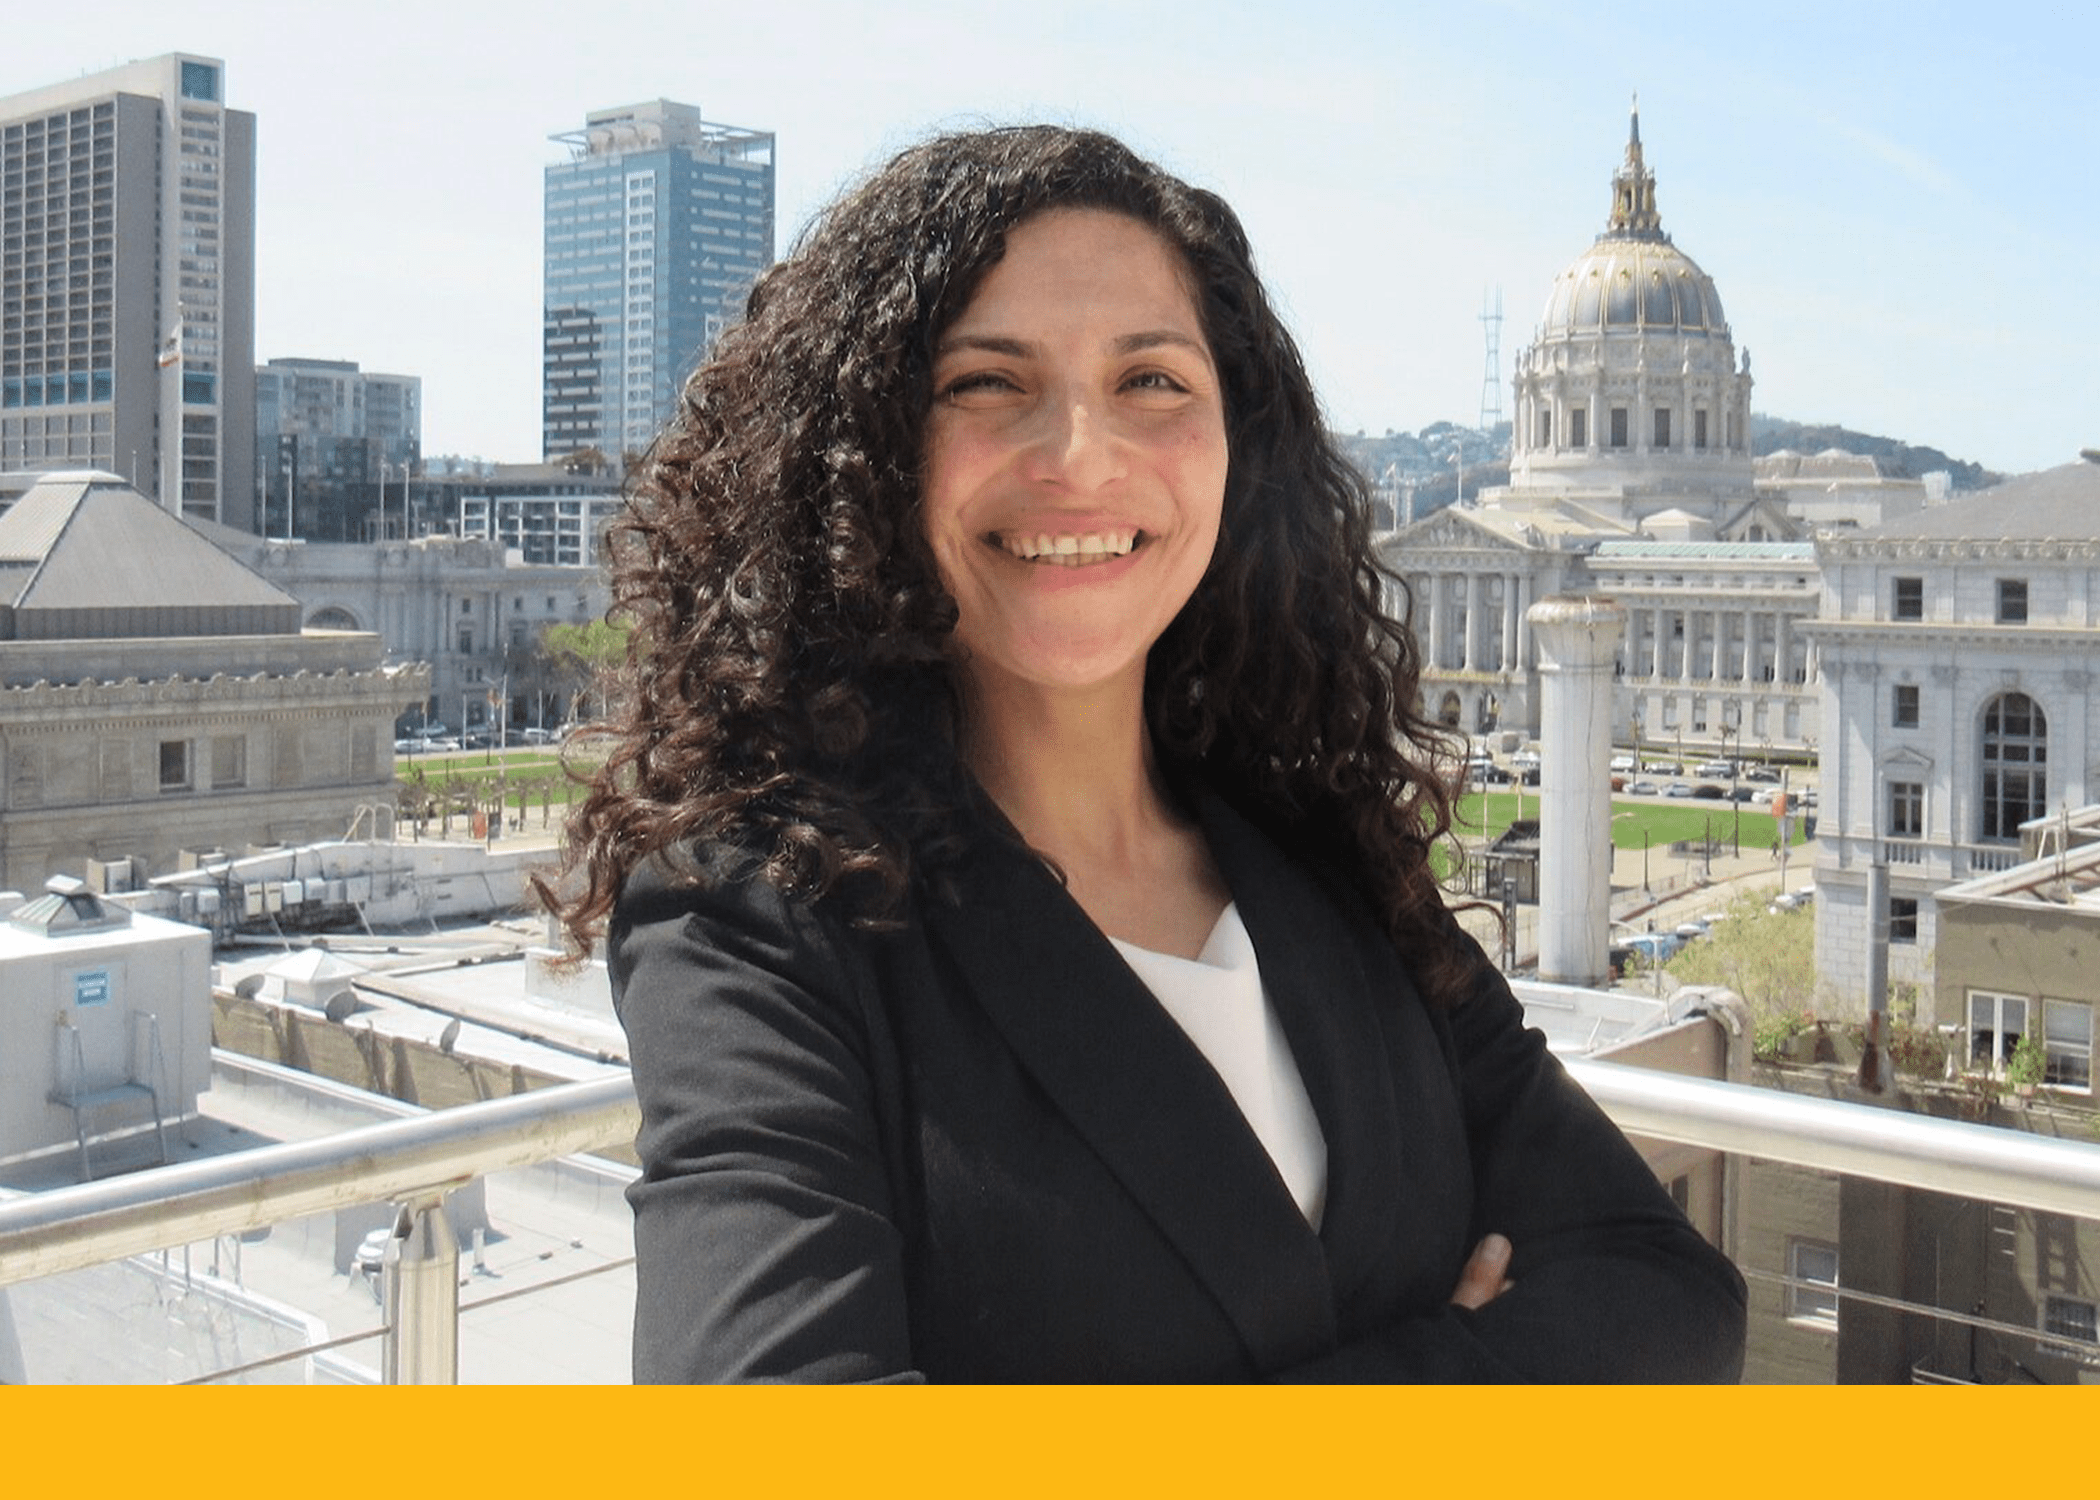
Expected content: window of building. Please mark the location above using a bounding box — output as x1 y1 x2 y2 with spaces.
1888 780 1923 837
1891 576 1923 620
1609 407 1628 448
2042 1295 2099 1356
458 626 474 655
1997 578 2029 624
460 598 472 616
1570 407 1587 449
210 735 245 790
1890 897 1918 943
1652 407 1671 450
1786 1239 1839 1327
1694 409 1708 450
158 739 192 793
1893 683 1920 728
1537 408 1552 448
1969 990 2028 1070
2043 999 2092 1091
1980 692 2046 840
180 61 220 102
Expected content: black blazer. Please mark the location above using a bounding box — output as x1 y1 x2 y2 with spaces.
610 790 1746 1382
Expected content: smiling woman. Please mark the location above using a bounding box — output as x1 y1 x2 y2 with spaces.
539 125 1746 1384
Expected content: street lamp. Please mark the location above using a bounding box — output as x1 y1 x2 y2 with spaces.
1722 701 1742 854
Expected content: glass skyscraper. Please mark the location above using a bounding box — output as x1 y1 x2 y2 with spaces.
0 54 256 529
542 100 774 462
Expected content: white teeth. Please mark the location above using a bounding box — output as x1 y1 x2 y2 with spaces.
999 529 1140 565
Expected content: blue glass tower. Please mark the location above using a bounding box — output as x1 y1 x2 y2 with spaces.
542 101 774 462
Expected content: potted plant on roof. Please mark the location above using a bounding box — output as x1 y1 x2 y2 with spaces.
2006 1032 2048 1102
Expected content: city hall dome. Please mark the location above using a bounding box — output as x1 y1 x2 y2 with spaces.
1540 237 1728 339
1506 103 1756 498
1537 106 1729 340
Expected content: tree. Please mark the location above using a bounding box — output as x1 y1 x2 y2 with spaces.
1666 891 1827 1037
539 618 630 723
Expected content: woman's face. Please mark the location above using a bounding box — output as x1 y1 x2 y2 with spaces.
921 208 1229 709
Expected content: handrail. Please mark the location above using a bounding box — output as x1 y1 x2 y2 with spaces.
0 1075 638 1288
1565 1058 2100 1221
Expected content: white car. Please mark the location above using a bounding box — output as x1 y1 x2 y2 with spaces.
1609 754 1637 773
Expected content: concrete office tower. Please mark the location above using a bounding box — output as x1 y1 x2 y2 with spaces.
542 100 774 463
255 358 422 540
1529 594 1626 986
0 54 257 530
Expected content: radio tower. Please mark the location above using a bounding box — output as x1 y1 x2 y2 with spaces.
1478 286 1505 432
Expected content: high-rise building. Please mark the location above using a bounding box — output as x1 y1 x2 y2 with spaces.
0 54 257 529
255 357 421 540
542 100 773 462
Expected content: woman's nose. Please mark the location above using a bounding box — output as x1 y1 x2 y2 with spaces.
1024 396 1123 492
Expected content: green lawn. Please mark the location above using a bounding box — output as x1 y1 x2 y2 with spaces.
1454 792 1809 851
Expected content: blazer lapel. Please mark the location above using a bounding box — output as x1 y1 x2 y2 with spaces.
1195 792 1470 1321
923 824 1338 1372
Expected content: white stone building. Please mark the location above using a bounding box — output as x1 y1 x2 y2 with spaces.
1806 456 2100 1009
0 472 423 893
200 526 610 736
1377 108 1921 756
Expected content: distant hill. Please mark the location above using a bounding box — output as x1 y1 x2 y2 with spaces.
1750 416 2000 491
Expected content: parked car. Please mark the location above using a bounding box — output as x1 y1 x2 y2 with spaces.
393 737 421 754
1627 779 1661 796
521 726 557 745
1609 753 1637 773
422 736 461 752
1690 783 1727 800
1694 760 1736 779
1727 786 1760 802
1674 919 1711 942
1621 931 1684 965
1665 782 1695 798
1743 766 1782 783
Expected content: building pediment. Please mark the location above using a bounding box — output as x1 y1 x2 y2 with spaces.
1384 507 1544 556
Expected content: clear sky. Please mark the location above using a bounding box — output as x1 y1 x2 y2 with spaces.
8 0 2095 476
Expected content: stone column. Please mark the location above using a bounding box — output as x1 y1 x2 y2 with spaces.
1463 573 1483 671
1502 574 1520 672
1650 605 1666 680
1775 611 1792 687
1528 594 1627 987
1742 610 1758 685
1425 574 1445 670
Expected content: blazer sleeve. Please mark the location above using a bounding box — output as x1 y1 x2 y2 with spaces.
609 860 923 1384
1277 948 1748 1384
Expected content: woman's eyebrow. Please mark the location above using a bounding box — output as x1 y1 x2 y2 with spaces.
1112 329 1208 357
934 333 1032 358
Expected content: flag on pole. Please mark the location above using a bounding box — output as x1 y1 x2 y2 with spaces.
157 320 183 370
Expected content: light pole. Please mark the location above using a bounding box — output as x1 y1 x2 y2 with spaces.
1722 701 1742 854
379 461 392 542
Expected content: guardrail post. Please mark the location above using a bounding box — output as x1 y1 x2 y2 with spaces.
382 1192 458 1384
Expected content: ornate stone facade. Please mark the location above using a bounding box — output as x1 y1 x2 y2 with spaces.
0 472 425 893
1806 460 2100 1008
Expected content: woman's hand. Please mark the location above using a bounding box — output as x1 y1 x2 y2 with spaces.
1448 1232 1515 1310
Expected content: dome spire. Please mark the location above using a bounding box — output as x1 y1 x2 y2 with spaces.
1607 96 1665 240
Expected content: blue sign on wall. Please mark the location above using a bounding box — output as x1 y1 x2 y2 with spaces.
73 969 111 1007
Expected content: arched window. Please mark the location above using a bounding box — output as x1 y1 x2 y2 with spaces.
1437 691 1462 727
1979 692 2046 841
306 605 360 632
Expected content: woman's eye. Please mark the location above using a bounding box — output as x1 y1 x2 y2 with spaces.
1124 370 1190 394
941 371 1018 400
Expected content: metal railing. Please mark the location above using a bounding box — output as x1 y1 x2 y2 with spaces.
4 1063 2099 1382
0 1075 638 1383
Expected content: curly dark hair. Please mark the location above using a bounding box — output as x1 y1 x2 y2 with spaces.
542 124 1486 1006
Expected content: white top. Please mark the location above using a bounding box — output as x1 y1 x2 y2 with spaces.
1110 903 1329 1229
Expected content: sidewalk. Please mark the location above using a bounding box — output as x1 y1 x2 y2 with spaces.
1459 838 1815 971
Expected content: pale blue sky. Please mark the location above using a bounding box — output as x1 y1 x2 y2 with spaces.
9 1 2094 474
